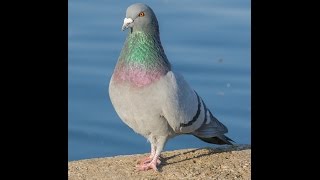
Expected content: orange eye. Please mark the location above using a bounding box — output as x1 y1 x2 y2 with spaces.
138 12 145 17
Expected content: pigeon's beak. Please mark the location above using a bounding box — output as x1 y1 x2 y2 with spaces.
122 18 134 31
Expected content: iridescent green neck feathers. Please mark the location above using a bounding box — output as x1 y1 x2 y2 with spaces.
113 31 171 87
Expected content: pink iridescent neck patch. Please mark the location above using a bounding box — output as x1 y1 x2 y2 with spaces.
113 67 165 88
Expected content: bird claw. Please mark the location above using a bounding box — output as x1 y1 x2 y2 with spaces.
136 156 161 171
137 161 158 171
138 156 161 165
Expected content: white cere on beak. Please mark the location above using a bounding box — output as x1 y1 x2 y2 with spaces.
123 18 133 25
122 18 134 31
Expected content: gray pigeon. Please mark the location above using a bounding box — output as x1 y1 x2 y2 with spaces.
109 3 233 171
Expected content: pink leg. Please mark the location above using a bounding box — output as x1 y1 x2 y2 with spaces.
137 136 166 171
137 155 160 171
138 156 161 165
138 144 156 165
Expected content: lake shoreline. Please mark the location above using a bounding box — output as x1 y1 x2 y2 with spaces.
68 144 251 179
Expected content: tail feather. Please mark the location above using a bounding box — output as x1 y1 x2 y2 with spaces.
194 134 234 145
192 109 234 145
190 94 234 145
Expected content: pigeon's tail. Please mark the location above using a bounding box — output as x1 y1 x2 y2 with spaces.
193 134 234 145
191 107 235 145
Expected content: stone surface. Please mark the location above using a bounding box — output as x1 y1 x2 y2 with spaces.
68 145 251 180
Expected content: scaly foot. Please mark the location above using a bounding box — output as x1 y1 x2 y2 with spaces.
138 155 161 165
137 159 159 171
137 156 161 171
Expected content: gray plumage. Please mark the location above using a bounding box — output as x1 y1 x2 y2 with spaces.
109 3 233 171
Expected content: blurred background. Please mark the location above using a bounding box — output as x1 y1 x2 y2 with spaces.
68 0 251 161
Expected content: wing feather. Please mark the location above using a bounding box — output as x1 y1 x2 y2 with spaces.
161 71 206 133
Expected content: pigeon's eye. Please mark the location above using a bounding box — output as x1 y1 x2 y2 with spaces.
138 12 145 17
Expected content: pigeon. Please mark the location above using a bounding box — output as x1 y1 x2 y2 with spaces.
109 3 234 171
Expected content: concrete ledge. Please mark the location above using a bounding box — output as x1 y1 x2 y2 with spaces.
68 144 251 180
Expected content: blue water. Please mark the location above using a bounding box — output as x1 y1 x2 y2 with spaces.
68 0 251 161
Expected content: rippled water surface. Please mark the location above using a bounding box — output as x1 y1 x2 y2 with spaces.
68 0 251 161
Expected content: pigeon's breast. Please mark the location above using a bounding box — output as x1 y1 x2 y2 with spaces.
109 75 174 137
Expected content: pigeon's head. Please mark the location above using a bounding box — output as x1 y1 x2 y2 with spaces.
122 3 159 34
